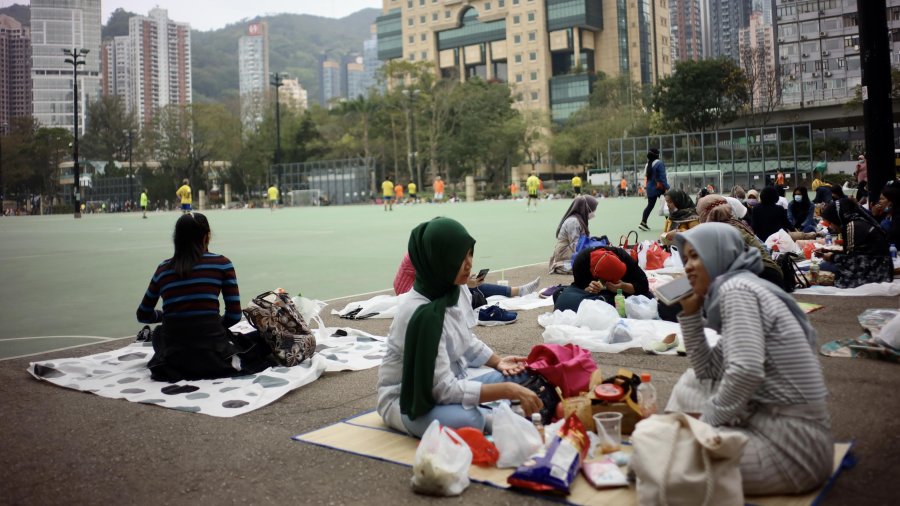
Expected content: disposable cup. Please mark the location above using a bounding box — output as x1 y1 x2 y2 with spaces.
593 412 623 453
497 279 509 287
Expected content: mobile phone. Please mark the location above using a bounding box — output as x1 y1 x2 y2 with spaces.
652 277 693 306
474 268 490 280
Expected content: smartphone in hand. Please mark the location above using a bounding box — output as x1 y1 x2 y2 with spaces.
474 268 490 281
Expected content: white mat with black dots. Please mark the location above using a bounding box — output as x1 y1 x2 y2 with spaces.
26 328 389 417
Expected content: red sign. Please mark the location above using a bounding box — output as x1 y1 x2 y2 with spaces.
248 23 261 36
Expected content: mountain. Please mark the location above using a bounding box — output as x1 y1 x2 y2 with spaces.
192 9 380 104
0 3 29 25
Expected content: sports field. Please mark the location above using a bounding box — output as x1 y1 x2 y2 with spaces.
0 196 661 359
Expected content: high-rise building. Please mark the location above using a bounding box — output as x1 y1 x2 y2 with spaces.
280 77 308 111
128 8 191 127
775 0 900 106
30 0 101 133
100 36 131 108
706 0 752 61
375 0 672 122
739 10 776 106
320 58 341 106
346 58 366 100
239 21 269 129
362 26 385 95
670 0 703 62
0 14 31 132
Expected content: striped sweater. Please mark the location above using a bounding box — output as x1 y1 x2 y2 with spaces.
678 276 828 427
136 252 242 328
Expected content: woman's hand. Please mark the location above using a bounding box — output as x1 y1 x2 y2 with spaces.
586 281 603 294
506 383 543 417
605 281 634 294
496 355 527 376
679 292 705 316
822 252 834 262
466 277 483 289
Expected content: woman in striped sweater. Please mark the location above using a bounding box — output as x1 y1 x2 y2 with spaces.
666 223 833 495
137 213 274 382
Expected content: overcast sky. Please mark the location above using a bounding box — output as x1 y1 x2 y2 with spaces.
3 1 384 31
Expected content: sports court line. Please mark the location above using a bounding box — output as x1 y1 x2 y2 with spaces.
0 336 132 362
0 335 117 342
323 261 545 303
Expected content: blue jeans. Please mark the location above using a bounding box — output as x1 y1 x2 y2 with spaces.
401 370 530 438
475 284 512 298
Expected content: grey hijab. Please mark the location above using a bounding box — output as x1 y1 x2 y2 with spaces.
674 223 818 349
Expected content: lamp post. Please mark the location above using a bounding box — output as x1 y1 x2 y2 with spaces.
124 129 134 207
402 88 420 190
0 120 7 203
64 47 88 218
270 72 285 203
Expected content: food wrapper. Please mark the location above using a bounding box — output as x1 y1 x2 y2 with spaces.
507 414 589 494
582 459 629 489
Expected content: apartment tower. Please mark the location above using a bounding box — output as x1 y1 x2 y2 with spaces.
238 21 269 129
0 14 31 132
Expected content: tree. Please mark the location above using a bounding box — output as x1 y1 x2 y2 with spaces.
0 117 71 199
652 58 749 132
739 44 781 125
80 95 138 163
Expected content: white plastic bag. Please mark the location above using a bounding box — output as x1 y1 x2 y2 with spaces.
576 299 621 330
411 420 472 496
493 402 544 468
609 319 632 344
664 245 684 268
764 229 802 256
291 296 327 326
625 295 659 320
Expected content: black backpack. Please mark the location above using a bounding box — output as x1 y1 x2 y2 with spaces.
776 252 809 293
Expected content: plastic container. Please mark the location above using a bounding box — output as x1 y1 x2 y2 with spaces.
614 289 626 318
809 260 820 285
510 400 525 418
531 413 545 443
825 232 833 246
891 243 898 260
637 373 658 418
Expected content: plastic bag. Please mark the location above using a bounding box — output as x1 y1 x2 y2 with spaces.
637 241 670 270
411 420 472 496
764 229 802 256
291 296 326 326
610 320 632 344
664 245 684 268
493 402 544 468
625 295 659 320
575 299 621 330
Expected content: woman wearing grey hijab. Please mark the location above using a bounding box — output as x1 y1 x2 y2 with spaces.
666 223 833 495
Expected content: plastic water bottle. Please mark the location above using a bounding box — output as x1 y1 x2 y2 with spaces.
637 373 658 418
809 259 820 285
614 289 626 318
825 232 833 246
510 400 526 418
532 412 545 443
891 243 898 260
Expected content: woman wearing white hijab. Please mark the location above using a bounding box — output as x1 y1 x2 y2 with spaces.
667 223 833 495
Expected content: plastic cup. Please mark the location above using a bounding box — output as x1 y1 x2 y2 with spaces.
593 412 623 453
496 279 509 287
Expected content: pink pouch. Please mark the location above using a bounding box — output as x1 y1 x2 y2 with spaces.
526 344 597 398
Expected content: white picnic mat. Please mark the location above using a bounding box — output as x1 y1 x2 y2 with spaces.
314 327 387 372
28 341 327 417
332 291 553 319
487 292 554 311
793 278 900 297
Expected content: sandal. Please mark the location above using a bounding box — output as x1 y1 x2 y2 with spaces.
648 333 679 353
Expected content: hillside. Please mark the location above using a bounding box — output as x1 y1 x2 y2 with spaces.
0 4 380 106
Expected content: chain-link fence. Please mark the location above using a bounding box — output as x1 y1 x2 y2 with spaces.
269 158 375 206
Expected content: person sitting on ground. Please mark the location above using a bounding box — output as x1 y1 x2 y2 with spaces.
376 217 542 437
553 245 652 313
662 190 700 244
394 252 540 307
697 195 783 287
817 198 893 288
871 179 899 246
137 213 275 382
788 186 816 233
775 185 789 210
811 169 828 191
549 195 598 274
666 223 833 495
751 186 794 242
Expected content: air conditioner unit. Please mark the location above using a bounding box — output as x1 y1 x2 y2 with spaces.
802 52 809 57
777 15 782 21
812 72 819 77
800 35 807 40
822 50 830 56
820 31 827 37
789 74 796 80
819 10 825 15
780 55 789 60
778 38 784 43
825 71 832 77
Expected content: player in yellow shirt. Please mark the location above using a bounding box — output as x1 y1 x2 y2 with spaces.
407 181 417 203
175 179 192 214
571 174 582 196
382 176 394 211
140 188 149 219
267 185 279 211
526 171 541 211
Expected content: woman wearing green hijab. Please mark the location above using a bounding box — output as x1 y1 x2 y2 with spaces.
376 217 542 437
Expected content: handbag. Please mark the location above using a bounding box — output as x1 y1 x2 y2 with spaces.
526 343 597 398
631 413 749 506
519 372 561 424
619 230 640 261
575 234 610 256
243 290 316 366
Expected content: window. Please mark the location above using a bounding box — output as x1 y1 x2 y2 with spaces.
419 0 424 5
432 12 438 21
409 35 415 43
891 7 900 22
498 0 505 7
529 51 537 61
408 17 414 26
530 71 538 81
421 51 428 59
514 34 521 44
515 73 523 82
528 31 536 41
513 15 520 24
513 0 519 4
531 91 538 101
515 53 522 63
445 10 451 18
485 2 491 11
527 11 535 22
421 33 427 41
407 0 413 7
420 15 426 24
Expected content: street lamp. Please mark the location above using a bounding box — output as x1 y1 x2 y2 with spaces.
270 72 285 203
0 120 7 202
123 129 133 206
401 88 420 191
63 47 88 218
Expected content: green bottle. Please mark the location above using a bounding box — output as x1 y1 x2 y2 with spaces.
615 288 626 317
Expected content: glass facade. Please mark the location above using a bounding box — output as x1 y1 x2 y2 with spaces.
376 9 403 60
546 0 603 31
549 73 595 122
437 8 507 51
637 0 652 85
31 0 102 132
617 0 630 74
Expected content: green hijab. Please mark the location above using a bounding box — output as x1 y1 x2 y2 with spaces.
400 217 476 420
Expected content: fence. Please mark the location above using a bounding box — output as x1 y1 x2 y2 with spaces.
270 158 375 206
607 124 814 193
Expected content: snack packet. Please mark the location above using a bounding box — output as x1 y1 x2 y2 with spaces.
582 459 628 489
507 414 589 494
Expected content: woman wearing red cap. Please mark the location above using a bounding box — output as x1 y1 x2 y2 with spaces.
552 245 651 313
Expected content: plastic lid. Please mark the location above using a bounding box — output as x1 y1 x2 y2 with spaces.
641 373 652 382
531 413 542 423
616 288 623 295
594 383 625 402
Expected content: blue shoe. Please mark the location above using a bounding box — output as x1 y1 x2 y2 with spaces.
477 305 518 326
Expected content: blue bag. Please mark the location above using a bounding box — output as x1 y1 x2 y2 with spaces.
575 234 610 256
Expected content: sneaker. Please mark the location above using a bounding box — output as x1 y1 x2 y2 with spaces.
638 222 650 231
477 305 518 326
539 285 563 299
135 325 152 342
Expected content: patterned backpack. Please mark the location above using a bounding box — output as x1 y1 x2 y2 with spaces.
242 290 316 366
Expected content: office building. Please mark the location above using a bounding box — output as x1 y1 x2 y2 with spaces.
100 36 131 108
706 0 752 61
30 0 101 133
775 0 900 106
239 21 269 129
0 14 31 132
376 0 672 123
362 27 385 95
346 58 366 99
280 77 308 111
320 58 341 106
128 8 191 127
670 0 703 62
